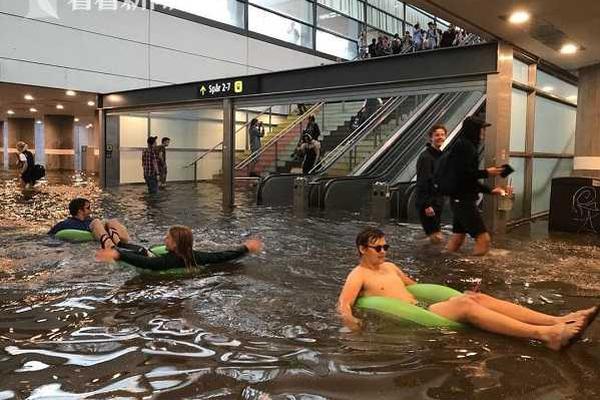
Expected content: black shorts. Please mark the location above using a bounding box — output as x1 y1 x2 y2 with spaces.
450 199 487 238
418 205 442 235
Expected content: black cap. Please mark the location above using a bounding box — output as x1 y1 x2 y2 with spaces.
463 116 491 130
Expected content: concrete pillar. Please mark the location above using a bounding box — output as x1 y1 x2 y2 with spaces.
483 42 514 234
44 115 74 170
573 63 600 177
1 121 7 170
7 118 35 168
222 99 235 210
34 119 46 167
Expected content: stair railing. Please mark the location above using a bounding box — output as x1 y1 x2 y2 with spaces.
235 102 325 171
186 106 272 183
308 96 404 175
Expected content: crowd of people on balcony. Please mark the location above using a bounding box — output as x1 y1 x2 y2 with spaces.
361 22 474 59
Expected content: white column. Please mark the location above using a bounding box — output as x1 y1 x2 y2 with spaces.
2 121 8 170
35 119 45 167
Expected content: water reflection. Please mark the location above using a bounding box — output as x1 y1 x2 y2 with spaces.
0 171 598 399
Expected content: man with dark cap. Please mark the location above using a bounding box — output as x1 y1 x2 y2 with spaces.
445 117 509 256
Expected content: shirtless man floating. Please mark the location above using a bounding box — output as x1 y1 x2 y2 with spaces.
338 227 598 351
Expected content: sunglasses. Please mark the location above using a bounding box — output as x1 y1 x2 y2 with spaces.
367 244 390 252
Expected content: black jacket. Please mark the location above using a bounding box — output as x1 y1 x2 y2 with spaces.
118 246 248 271
415 143 444 209
448 138 491 200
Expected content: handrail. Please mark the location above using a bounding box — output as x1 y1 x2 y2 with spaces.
235 102 324 170
187 106 273 168
308 96 403 174
351 94 439 176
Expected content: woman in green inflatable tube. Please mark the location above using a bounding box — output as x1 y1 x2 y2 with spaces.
338 228 598 351
95 225 262 271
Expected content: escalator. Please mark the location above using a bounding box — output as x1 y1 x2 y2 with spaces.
389 96 487 221
257 95 422 205
313 90 486 212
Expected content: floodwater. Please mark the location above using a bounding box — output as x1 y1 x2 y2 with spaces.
0 171 599 399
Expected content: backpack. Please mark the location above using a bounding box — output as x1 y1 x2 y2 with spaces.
32 164 46 180
432 147 458 196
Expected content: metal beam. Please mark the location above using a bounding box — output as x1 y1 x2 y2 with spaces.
222 99 235 210
101 43 499 111
483 42 513 234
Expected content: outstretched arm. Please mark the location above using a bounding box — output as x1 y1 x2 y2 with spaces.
195 238 262 265
338 269 364 330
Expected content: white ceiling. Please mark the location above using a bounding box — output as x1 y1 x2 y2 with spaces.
410 0 600 71
0 82 97 121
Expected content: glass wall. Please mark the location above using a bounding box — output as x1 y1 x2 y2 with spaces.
249 5 313 48
154 0 245 28
317 0 364 20
533 97 576 154
404 5 434 27
510 88 527 153
536 70 578 104
316 29 358 59
512 58 529 84
508 58 578 220
154 0 458 60
532 158 573 215
250 0 313 24
317 6 361 38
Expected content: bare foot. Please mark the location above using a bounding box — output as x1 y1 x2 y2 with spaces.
542 320 584 351
559 306 598 323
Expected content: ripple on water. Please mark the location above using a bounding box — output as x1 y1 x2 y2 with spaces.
0 172 599 399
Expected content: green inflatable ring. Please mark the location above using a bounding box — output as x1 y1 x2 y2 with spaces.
119 245 190 276
355 284 465 329
55 229 94 242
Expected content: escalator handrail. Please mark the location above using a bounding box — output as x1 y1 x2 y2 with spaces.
308 96 405 174
368 92 466 180
391 93 488 185
351 94 440 176
235 101 324 170
320 92 465 194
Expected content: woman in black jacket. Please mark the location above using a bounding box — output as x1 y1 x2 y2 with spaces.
95 225 262 271
415 125 447 243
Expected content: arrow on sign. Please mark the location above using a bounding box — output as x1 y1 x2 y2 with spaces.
200 86 207 96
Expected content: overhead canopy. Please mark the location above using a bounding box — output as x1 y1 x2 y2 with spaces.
100 42 498 111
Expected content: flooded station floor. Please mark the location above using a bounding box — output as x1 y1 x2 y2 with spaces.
0 172 599 399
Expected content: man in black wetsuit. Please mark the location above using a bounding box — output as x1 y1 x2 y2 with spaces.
415 124 447 243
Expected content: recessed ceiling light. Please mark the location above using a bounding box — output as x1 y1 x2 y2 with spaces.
24 94 34 101
560 43 578 54
87 101 95 106
7 110 15 115
74 118 80 122
66 90 77 96
56 104 64 110
36 120 43 124
542 86 554 92
508 11 530 24
86 124 94 129
30 108 38 112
